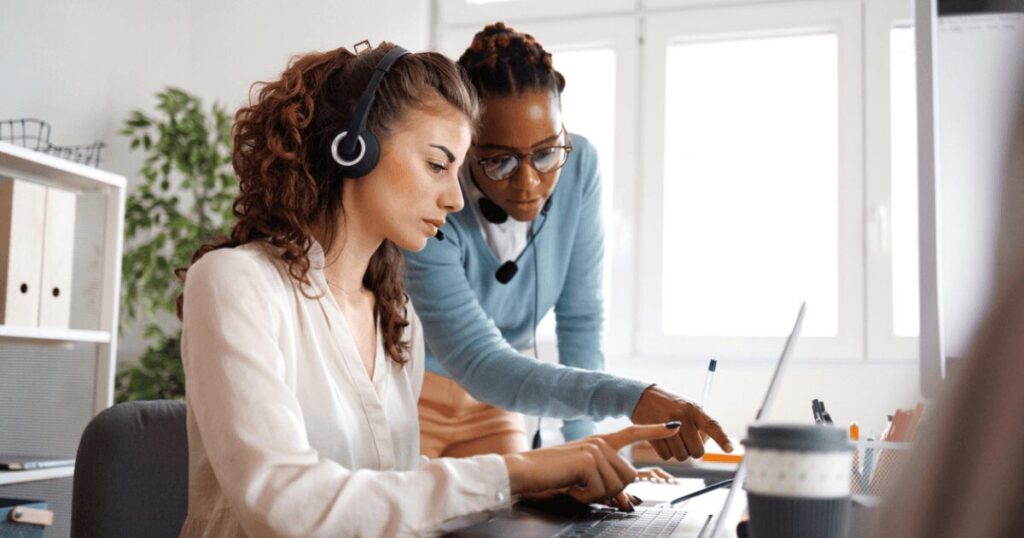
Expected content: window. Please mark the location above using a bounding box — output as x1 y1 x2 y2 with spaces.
638 1 864 360
661 33 840 339
436 0 920 363
890 26 919 338
865 0 918 360
537 46 617 342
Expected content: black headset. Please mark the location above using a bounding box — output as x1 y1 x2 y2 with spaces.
330 44 411 178
469 169 553 284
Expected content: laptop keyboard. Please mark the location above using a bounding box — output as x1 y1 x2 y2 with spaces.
554 507 687 537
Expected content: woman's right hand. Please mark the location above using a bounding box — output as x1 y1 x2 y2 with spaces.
502 422 683 508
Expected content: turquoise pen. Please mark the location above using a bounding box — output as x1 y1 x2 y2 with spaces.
701 359 717 409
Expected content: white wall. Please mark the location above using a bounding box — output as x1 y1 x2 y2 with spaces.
1 0 430 362
0 0 193 183
187 0 430 113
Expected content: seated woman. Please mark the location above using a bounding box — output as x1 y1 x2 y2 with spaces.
175 42 678 536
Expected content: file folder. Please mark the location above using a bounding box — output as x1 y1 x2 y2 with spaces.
0 178 46 327
38 186 76 328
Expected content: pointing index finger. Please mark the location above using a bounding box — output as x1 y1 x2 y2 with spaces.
696 411 734 453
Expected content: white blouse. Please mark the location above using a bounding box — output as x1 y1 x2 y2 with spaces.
178 241 511 537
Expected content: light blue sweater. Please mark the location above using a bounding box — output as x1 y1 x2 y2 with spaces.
402 134 650 441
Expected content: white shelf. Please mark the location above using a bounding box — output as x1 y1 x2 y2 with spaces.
0 141 125 191
0 137 125 491
0 325 112 344
0 466 75 486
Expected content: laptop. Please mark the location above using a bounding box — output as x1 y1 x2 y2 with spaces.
443 302 806 538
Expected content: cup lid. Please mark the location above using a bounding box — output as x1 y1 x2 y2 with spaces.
742 423 851 452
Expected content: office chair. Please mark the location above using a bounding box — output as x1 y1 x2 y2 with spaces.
71 400 188 538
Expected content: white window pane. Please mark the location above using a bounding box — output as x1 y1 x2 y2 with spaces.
555 48 617 217
661 34 839 337
890 26 920 337
538 47 617 340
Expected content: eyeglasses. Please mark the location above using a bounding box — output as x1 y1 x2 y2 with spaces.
475 128 574 181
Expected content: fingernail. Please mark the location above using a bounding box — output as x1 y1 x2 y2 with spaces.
665 421 682 429
724 442 735 452
624 502 635 513
632 495 644 504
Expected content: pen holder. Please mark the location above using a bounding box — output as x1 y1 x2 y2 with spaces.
850 440 914 498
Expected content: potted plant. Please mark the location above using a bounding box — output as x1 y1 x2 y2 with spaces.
115 87 237 401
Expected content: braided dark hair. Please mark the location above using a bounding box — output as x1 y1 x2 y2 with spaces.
458 22 565 100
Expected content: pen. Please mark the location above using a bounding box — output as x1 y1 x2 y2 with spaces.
701 359 717 409
863 436 877 484
819 400 834 425
666 478 734 507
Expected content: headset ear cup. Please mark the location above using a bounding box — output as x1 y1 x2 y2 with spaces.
350 130 381 177
478 196 509 224
338 129 381 178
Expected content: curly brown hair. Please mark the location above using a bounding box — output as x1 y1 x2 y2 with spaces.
176 43 478 365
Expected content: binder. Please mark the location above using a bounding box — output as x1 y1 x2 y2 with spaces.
0 178 46 327
38 186 76 328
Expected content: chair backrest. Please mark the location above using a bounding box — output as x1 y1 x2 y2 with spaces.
71 400 188 538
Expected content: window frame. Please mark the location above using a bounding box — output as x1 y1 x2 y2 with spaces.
865 0 919 361
437 0 637 27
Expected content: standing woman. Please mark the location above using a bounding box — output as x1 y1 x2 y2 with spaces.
176 42 678 536
405 23 733 461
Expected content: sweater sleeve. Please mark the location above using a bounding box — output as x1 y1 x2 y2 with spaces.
403 220 649 422
180 251 510 537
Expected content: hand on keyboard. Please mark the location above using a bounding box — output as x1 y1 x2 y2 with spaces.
503 422 684 512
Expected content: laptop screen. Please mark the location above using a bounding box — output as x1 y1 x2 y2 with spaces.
702 302 806 538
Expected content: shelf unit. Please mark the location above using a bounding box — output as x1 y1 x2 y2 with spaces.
0 140 126 488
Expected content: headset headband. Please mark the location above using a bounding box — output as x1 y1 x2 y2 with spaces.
338 45 411 157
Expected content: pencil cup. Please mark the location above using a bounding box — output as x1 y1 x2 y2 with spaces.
743 424 853 538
